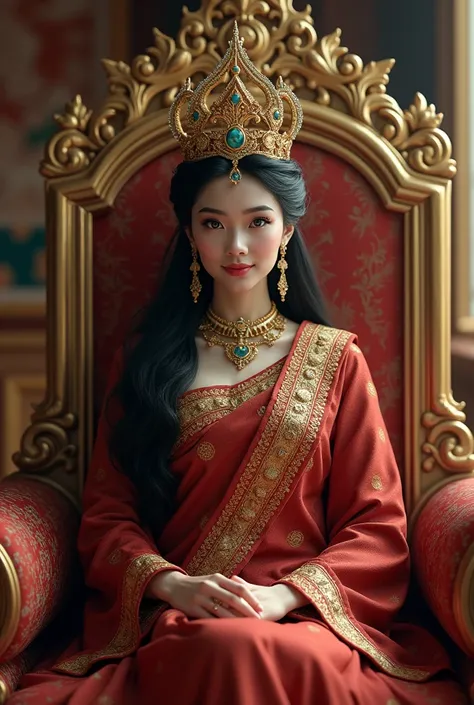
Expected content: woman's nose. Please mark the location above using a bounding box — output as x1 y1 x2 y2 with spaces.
226 229 248 256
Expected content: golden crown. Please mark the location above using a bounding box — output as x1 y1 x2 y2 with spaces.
168 22 304 184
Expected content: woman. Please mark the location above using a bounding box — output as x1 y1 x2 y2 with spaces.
10 24 466 705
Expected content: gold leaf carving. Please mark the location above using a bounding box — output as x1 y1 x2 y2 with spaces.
41 0 455 179
42 96 98 177
13 410 77 475
422 393 474 473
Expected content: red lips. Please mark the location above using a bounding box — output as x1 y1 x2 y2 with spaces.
222 264 254 277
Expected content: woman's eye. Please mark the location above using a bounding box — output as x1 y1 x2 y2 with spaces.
203 219 222 229
251 217 271 228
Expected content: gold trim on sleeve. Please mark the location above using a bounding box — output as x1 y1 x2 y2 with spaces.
53 553 174 675
281 563 429 681
186 324 351 577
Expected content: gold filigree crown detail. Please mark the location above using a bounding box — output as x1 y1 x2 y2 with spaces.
168 22 303 184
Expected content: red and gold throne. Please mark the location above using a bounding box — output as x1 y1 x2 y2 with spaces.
1 0 474 700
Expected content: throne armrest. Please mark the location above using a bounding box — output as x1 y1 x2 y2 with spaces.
411 477 474 657
0 474 79 662
0 634 46 703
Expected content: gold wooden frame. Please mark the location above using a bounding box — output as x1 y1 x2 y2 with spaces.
3 374 46 479
11 0 474 559
0 544 21 657
454 0 474 333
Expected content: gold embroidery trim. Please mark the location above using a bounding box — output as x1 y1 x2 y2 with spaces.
54 554 174 675
186 324 351 577
280 563 429 681
176 361 283 448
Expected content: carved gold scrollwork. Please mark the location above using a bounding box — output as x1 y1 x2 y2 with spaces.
42 31 211 178
42 96 98 177
380 93 455 178
13 410 77 474
422 393 474 473
41 0 455 180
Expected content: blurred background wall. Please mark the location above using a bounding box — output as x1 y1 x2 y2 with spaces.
0 0 472 477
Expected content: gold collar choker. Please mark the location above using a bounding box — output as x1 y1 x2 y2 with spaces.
199 302 286 370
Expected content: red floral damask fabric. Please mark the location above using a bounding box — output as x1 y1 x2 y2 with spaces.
93 150 183 408
0 477 79 661
412 477 474 654
93 144 403 465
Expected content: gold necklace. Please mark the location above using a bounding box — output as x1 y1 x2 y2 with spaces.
199 302 286 370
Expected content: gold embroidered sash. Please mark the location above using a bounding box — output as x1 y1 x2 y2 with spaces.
185 324 351 577
176 360 284 449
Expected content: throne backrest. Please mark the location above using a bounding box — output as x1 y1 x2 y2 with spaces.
14 0 474 524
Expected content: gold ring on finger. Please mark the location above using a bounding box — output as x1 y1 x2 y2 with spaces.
212 598 222 611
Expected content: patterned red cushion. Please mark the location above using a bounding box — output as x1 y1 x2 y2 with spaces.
93 144 403 465
0 476 79 661
0 642 41 701
412 477 474 654
0 653 29 702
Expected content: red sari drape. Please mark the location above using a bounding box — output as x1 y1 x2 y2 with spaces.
9 323 467 704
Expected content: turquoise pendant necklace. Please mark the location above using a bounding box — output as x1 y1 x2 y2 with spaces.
199 303 286 371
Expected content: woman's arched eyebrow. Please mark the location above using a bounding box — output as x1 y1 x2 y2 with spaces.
198 205 275 214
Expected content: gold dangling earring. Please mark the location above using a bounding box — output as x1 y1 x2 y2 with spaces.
190 242 202 304
277 241 289 302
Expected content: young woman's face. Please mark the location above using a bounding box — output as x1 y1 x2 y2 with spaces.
189 174 294 295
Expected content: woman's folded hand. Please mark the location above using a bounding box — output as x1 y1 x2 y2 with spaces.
231 575 309 621
147 570 264 620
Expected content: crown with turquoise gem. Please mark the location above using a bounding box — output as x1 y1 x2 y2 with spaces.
168 22 304 184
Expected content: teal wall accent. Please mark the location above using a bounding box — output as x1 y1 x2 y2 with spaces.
0 227 46 287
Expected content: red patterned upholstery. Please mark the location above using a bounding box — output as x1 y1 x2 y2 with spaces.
0 476 79 661
0 637 45 701
93 143 404 464
412 477 474 654
93 150 182 408
0 651 32 702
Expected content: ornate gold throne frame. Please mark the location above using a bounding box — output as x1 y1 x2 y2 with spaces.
22 0 474 515
2 0 474 696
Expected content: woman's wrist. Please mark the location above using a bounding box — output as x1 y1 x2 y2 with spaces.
273 582 309 614
145 569 187 600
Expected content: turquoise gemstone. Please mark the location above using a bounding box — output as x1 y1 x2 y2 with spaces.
234 345 250 358
192 111 200 122
231 172 241 182
226 127 245 149
231 93 240 104
232 66 240 73
274 110 281 120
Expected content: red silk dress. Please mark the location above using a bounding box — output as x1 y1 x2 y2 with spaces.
9 323 467 704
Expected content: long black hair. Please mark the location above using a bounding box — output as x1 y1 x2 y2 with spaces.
108 155 330 537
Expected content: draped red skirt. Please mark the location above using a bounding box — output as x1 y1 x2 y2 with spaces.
14 612 466 705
